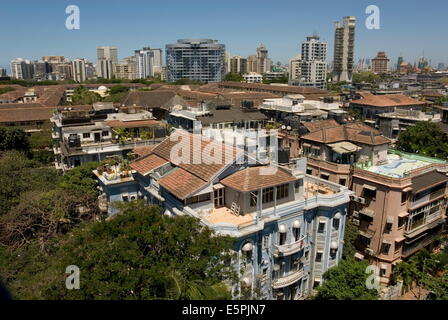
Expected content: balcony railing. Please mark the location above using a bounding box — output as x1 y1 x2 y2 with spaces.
272 269 306 289
273 236 306 257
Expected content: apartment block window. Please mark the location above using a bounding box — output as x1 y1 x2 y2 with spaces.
276 184 289 200
363 186 377 200
306 168 313 175
293 227 301 241
102 130 109 137
317 221 326 233
315 251 323 262
83 132 90 139
320 173 330 181
381 243 391 255
333 218 340 230
401 192 408 204
262 187 274 204
262 235 270 249
185 193 211 205
250 191 258 207
122 195 129 202
278 232 287 246
339 178 347 186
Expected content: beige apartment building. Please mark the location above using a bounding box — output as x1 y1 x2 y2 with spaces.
299 120 448 285
351 151 448 284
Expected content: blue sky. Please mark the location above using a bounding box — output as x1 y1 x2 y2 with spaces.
1 0 447 72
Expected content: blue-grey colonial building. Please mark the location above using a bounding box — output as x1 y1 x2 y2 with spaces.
95 130 353 299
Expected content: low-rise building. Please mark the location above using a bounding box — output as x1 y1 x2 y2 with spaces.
351 150 448 286
243 72 263 83
95 130 353 300
350 92 425 120
51 103 167 170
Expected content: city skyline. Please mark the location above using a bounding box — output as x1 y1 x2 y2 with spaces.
1 0 448 73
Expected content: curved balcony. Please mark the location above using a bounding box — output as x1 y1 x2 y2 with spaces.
272 269 306 289
273 236 306 257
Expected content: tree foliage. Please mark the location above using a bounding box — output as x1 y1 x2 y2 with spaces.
0 202 235 300
71 87 102 105
342 219 358 260
224 73 244 82
314 259 379 300
352 72 380 83
0 127 30 152
396 122 448 159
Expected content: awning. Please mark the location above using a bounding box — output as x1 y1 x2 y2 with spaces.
303 143 311 148
395 236 406 242
403 187 413 193
363 184 377 192
359 230 373 239
386 216 394 224
398 211 409 218
354 252 365 260
334 212 342 219
146 187 165 202
328 141 362 154
360 208 375 218
330 241 339 249
213 183 225 190
311 145 320 150
293 220 301 228
242 242 253 252
380 263 388 270
278 224 287 233
317 248 324 253
382 239 393 245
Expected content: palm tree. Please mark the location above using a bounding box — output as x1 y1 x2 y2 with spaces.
164 272 231 300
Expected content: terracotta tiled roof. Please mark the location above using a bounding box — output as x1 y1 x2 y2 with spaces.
350 94 424 107
302 123 390 146
122 91 187 110
105 119 162 128
158 168 207 200
303 119 340 133
152 130 242 181
133 145 156 157
130 154 168 175
221 166 296 192
0 107 54 123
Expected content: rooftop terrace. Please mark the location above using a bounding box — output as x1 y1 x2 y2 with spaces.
356 150 448 178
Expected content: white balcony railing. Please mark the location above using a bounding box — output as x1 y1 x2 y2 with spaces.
272 269 306 289
273 236 306 257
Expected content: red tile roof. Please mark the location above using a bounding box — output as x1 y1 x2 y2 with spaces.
158 168 207 200
133 145 156 157
302 123 390 146
130 154 168 175
152 130 242 181
221 166 296 192
351 94 424 107
303 119 339 133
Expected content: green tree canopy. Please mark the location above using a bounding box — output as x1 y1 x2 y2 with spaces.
224 73 244 82
71 87 102 105
396 122 448 159
1 201 235 300
314 259 379 300
0 127 30 152
352 72 380 83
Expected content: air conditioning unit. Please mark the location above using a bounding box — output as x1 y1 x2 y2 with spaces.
365 248 375 256
353 211 360 218
352 218 360 226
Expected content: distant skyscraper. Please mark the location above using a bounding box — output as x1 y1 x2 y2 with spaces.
256 44 272 74
96 46 118 79
397 56 404 71
72 58 87 82
298 35 327 89
333 16 356 83
166 39 225 82
134 47 163 79
96 46 118 64
371 52 390 74
229 55 248 74
0 68 7 77
288 55 302 82
10 58 34 80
